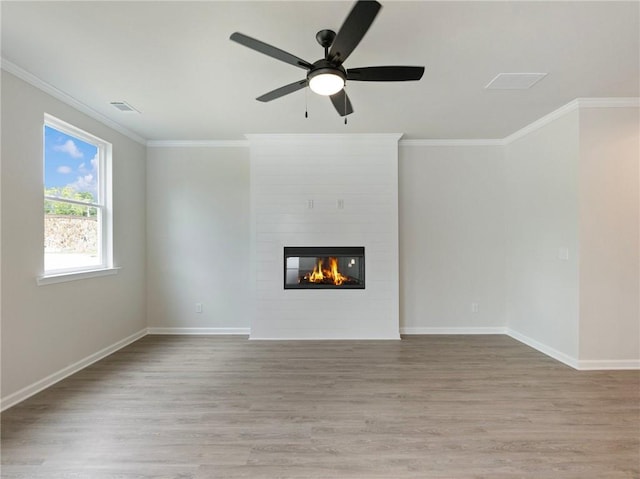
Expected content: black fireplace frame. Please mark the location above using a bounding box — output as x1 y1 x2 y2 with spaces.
284 246 365 290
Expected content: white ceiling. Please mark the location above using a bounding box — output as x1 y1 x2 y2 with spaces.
2 1 638 141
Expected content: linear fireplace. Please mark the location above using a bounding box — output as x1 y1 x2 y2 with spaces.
284 247 365 289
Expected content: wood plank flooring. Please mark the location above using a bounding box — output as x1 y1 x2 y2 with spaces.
1 335 639 478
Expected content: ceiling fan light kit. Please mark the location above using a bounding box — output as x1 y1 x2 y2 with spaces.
308 69 346 96
230 0 425 117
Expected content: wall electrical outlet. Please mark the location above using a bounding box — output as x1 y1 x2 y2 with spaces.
195 303 203 313
471 302 479 313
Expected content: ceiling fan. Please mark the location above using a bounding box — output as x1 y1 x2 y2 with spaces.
230 0 425 118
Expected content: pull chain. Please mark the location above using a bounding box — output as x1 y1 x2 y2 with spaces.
305 87 309 118
344 87 348 125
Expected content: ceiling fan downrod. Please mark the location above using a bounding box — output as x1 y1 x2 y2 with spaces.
316 29 336 59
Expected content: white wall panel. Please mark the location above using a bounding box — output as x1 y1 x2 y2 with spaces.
249 134 401 339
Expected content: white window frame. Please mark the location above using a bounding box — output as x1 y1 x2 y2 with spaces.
39 114 116 285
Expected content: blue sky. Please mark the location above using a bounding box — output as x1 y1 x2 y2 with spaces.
44 125 98 198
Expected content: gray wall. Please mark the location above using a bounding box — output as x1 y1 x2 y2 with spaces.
505 110 581 360
146 146 250 330
1 71 147 400
399 144 506 332
504 105 640 364
578 107 639 362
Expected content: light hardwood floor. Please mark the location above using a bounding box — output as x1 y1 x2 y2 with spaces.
1 335 639 478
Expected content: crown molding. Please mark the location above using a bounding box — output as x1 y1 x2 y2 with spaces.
400 139 504 147
503 97 639 145
147 140 249 148
245 133 404 143
1 58 147 145
502 99 581 145
576 97 640 108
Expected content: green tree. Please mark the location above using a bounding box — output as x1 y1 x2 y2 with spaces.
44 187 96 217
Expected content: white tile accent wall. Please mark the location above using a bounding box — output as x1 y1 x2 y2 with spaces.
248 134 401 339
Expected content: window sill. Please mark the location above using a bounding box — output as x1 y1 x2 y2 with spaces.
37 267 121 286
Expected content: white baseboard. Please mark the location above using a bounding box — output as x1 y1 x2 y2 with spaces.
1 328 147 412
249 335 402 340
401 327 507 335
506 329 640 370
576 359 640 370
147 327 250 335
506 328 580 369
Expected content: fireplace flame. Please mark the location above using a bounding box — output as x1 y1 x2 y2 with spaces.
304 257 349 286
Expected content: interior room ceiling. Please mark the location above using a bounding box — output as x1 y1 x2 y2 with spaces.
2 1 638 141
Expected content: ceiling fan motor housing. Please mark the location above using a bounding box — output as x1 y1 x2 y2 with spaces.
308 60 346 82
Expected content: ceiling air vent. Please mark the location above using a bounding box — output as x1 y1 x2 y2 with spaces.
485 73 547 90
110 101 140 113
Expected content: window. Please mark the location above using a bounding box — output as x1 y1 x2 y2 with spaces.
43 114 112 278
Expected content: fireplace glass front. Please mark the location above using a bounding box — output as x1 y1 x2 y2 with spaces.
284 247 365 289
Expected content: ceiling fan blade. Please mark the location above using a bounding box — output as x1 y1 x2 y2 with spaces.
347 66 425 81
256 79 308 102
328 0 381 65
330 89 354 116
230 32 314 70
